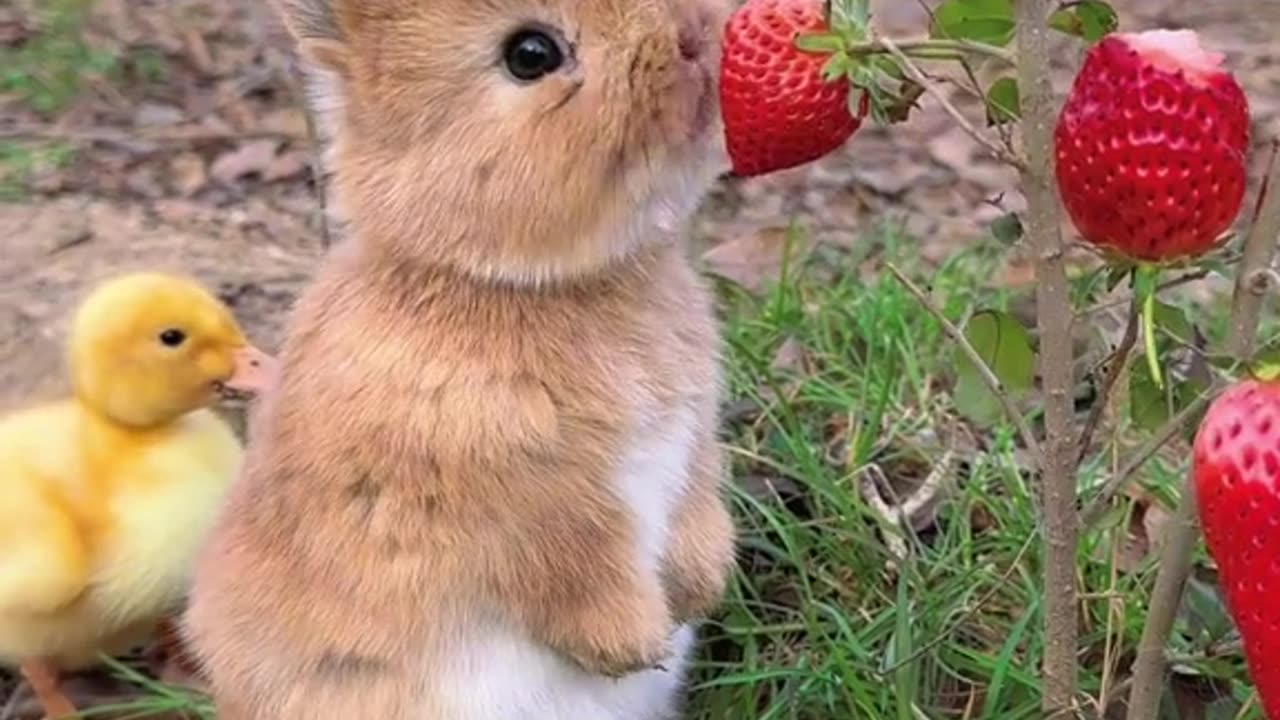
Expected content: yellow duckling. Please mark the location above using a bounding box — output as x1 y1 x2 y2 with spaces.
0 272 276 718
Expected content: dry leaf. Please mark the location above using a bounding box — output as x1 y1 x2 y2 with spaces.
0 20 28 47
183 26 216 75
852 163 929 196
927 127 977 172
1142 501 1174 552
169 152 208 197
210 139 281 184
259 107 308 138
134 102 185 127
263 149 309 182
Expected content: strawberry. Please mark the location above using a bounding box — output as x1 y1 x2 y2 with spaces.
1054 29 1249 262
718 0 867 177
1194 379 1280 718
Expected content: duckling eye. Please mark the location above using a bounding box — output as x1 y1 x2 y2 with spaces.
159 329 187 348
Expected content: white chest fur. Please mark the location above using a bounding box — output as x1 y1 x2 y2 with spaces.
427 407 702 719
432 622 695 720
613 404 699 578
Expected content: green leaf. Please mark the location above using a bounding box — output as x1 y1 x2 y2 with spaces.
1130 364 1177 432
990 211 1024 245
952 310 1036 426
1251 342 1280 381
1199 255 1236 280
1070 266 1111 307
1180 576 1236 645
1152 300 1194 348
931 0 1016 47
1105 262 1136 291
1048 1 1119 43
984 77 1021 125
828 0 871 38
1129 370 1207 434
821 52 855 83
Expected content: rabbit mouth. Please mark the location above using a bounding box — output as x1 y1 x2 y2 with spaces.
686 64 716 141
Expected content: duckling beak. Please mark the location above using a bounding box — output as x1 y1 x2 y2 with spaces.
220 345 279 394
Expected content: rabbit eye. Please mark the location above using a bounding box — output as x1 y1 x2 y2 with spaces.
159 329 187 347
503 29 565 82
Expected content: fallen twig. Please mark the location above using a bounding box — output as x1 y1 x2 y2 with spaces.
859 465 910 561
885 263 1043 460
858 447 957 562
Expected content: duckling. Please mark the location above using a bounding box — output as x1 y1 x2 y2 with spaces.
0 272 276 718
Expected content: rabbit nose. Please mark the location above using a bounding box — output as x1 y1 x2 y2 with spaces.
677 21 706 61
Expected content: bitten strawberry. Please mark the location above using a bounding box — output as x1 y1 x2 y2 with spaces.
1194 380 1280 719
1054 29 1249 262
719 0 866 177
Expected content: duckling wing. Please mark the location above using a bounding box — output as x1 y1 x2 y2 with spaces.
0 407 91 614
0 489 90 614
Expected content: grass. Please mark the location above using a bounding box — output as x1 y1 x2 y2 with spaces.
680 226 1259 719
44 226 1262 718
0 0 107 201
0 141 75 200
0 0 117 115
0 0 169 200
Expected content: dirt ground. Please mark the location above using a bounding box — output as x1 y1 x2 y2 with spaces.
0 0 1275 711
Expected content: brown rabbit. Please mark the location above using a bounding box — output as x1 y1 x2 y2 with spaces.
183 0 737 717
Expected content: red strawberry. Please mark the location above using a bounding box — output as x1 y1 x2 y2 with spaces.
718 0 867 177
1054 29 1249 262
1194 379 1280 718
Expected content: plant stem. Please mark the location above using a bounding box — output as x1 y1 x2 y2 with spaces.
1125 483 1202 720
1229 139 1280 359
1075 298 1139 467
1125 142 1280 720
847 37 1016 64
875 35 1025 169
1079 386 1215 528
1013 1 1078 715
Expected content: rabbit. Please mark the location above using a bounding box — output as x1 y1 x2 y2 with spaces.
181 0 738 718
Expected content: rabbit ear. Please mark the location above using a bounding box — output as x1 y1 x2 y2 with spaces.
272 0 349 72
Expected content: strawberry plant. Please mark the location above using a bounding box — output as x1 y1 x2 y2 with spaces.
717 0 1280 717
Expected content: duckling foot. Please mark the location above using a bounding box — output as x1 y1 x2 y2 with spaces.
18 659 77 720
